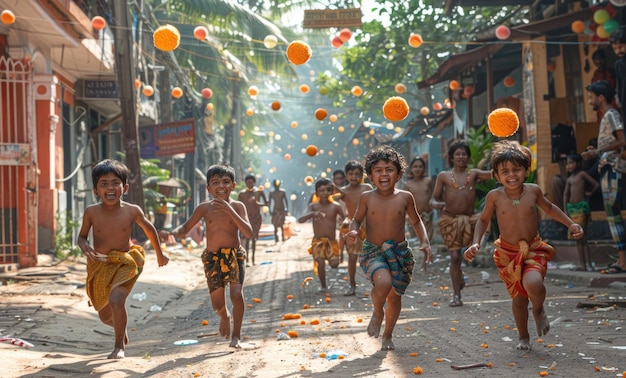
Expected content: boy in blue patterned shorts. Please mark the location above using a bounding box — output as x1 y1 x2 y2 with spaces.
346 146 432 351
169 165 253 348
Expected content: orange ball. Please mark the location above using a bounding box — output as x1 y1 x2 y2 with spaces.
134 79 141 89
300 84 310 93
339 28 352 42
338 126 345 133
193 26 208 41
171 87 183 98
286 40 312 65
304 176 314 184
383 96 410 122
248 86 259 96
503 76 515 87
201 88 213 99
246 108 254 116
433 102 443 111
91 16 106 30
206 103 214 111
351 86 363 96
571 20 585 34
352 138 359 146
488 108 520 137
201 319 209 326
284 153 291 161
420 106 429 116
314 108 328 121
449 80 460 91
331 36 343 48
329 114 338 122
142 85 154 97
305 145 318 157
395 83 407 94
153 24 181 52
291 121 298 128
408 33 423 48
463 85 475 97
271 101 281 111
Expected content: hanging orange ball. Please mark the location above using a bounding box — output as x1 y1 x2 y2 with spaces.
331 36 343 48
299 84 310 93
134 79 141 89
91 15 106 30
201 88 213 99
495 25 511 40
142 85 154 97
488 108 520 137
503 76 515 87
248 86 259 96
395 83 407 94
339 28 352 42
305 145 318 157
193 26 208 41
408 33 423 48
571 20 585 34
153 24 181 52
463 85 475 97
383 97 410 122
433 102 443 111
271 101 281 111
171 87 183 98
351 86 363 96
286 40 312 65
315 108 328 121
420 106 429 116
449 80 460 91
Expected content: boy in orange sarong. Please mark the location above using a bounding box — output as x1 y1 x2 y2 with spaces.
78 159 169 360
298 178 346 292
464 141 583 352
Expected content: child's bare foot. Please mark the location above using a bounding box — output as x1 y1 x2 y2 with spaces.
534 308 550 336
107 348 125 359
367 312 383 338
516 339 532 351
229 337 241 348
381 337 395 350
219 310 231 338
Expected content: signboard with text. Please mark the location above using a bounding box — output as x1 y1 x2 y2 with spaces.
82 80 119 99
0 143 30 166
140 119 196 158
303 8 362 28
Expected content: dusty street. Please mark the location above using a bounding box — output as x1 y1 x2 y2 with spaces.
1 222 625 378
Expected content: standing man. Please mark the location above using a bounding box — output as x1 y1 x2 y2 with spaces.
582 80 626 274
430 140 492 306
269 179 289 243
238 174 267 266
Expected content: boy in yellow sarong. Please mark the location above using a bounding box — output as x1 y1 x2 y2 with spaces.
78 159 169 359
298 178 346 292
465 141 583 352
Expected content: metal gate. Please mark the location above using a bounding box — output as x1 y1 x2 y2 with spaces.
0 56 36 265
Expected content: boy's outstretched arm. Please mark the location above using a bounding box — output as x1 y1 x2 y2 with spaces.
535 185 583 239
464 192 494 263
135 208 169 267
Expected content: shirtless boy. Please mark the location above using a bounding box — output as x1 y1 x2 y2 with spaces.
346 145 432 351
269 179 289 242
464 141 583 351
77 159 169 359
334 160 373 295
238 174 268 265
430 139 492 307
169 165 253 348
298 178 346 291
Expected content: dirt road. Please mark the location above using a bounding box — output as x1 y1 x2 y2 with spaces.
1 222 625 377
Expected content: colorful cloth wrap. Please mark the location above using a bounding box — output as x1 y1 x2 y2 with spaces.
86 245 145 311
308 238 339 261
249 211 263 238
493 235 555 299
566 201 590 236
340 223 366 255
272 210 287 227
359 239 415 295
438 212 479 250
201 247 246 293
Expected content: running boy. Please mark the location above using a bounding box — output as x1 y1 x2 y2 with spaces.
269 179 289 242
346 145 432 351
563 154 599 271
238 174 268 266
430 139 493 307
298 178 346 291
464 141 583 351
334 160 373 295
169 165 253 348
77 159 169 359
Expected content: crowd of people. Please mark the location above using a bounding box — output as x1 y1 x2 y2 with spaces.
75 26 626 364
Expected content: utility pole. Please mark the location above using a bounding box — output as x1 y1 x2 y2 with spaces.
111 0 145 210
